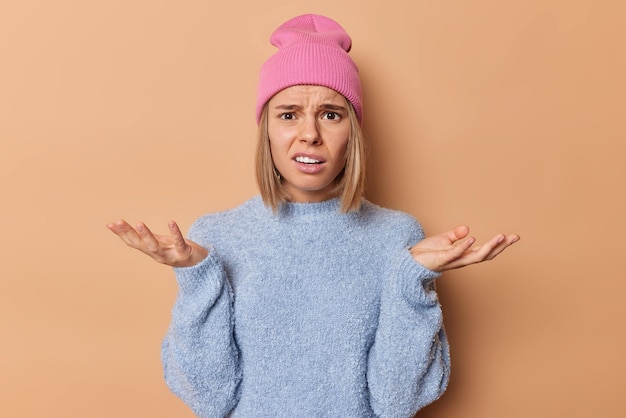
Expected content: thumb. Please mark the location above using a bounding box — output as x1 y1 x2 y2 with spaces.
168 221 189 253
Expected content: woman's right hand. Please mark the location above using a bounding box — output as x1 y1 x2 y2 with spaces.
106 220 209 268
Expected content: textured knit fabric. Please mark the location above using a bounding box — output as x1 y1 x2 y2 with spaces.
162 196 450 417
256 14 363 124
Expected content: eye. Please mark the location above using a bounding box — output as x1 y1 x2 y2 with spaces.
321 112 341 121
279 113 295 120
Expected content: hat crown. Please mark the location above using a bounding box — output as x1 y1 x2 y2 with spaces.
270 14 352 52
256 14 362 124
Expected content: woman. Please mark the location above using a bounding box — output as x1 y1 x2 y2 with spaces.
107 14 519 417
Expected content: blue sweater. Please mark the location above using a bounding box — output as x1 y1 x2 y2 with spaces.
162 196 450 417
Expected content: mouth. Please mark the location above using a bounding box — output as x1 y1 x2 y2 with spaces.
292 154 327 174
294 156 323 164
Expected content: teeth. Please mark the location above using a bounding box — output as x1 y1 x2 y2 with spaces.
295 156 321 164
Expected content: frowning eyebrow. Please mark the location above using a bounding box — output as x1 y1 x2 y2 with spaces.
319 104 347 112
273 104 347 112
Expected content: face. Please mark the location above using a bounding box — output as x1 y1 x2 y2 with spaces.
267 85 351 203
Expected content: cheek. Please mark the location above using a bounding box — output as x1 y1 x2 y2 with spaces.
268 137 285 158
334 136 350 160
268 138 291 170
267 127 292 152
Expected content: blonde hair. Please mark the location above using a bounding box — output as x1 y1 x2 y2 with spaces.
255 98 366 213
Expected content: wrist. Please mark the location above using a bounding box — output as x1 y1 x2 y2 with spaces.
185 246 209 267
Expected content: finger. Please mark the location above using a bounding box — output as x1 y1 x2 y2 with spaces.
107 219 144 248
462 233 516 264
441 236 476 263
168 221 189 253
469 234 506 259
441 233 519 270
136 222 161 252
106 219 132 235
439 225 470 245
452 225 470 241
483 234 520 260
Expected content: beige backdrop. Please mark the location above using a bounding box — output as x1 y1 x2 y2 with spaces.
2 0 624 417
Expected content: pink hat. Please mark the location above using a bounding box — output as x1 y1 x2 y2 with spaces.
256 14 363 124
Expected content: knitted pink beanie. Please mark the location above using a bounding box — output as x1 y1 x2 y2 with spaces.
256 14 363 124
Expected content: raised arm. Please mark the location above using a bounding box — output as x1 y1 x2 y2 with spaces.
106 219 241 416
368 222 519 416
367 220 450 416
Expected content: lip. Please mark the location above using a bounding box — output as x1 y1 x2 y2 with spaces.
292 152 326 163
292 152 327 174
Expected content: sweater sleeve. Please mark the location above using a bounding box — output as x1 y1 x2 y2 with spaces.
367 221 451 417
161 247 241 418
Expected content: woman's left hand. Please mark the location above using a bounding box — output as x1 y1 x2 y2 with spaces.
410 225 520 273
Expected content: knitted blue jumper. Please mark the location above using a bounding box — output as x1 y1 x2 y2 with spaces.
162 196 450 417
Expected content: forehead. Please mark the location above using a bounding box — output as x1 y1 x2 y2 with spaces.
269 85 345 106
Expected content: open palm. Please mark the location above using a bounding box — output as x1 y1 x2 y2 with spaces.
410 225 519 272
106 220 208 268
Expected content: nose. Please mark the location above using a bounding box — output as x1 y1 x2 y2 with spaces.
299 116 321 145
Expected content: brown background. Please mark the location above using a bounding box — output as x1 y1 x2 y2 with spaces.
1 0 624 417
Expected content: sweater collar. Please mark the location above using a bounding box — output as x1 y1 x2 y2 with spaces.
277 197 342 217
